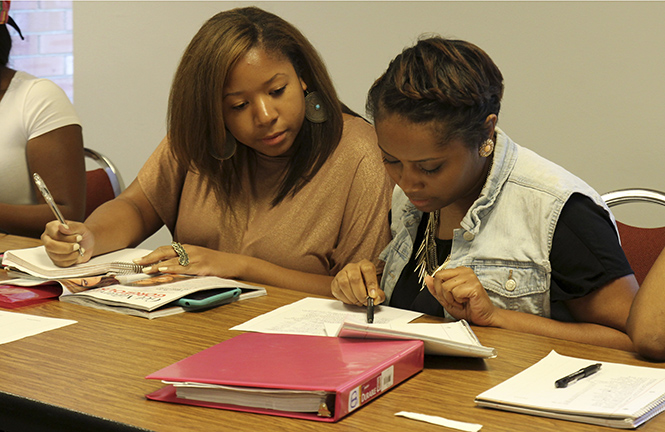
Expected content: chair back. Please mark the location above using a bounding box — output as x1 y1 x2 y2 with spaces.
602 188 665 285
84 148 125 218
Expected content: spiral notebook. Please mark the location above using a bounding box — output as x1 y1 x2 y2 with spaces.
475 350 665 429
1 246 149 279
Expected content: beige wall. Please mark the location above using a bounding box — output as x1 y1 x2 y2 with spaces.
73 1 665 248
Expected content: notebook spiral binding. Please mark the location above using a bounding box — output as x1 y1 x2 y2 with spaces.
109 262 145 274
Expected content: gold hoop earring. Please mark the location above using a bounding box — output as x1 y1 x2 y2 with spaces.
210 131 237 161
304 91 328 123
479 138 494 158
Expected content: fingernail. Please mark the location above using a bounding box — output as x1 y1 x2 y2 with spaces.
158 267 168 272
62 223 70 230
369 289 376 297
73 243 80 251
132 258 142 264
75 235 83 242
142 266 152 273
79 247 85 255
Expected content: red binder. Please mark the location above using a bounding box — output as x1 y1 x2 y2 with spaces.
146 332 424 422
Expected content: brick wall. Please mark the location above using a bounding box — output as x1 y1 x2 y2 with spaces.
6 1 74 101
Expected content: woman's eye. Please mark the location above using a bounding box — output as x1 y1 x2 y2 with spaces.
382 157 400 165
231 102 248 111
271 85 287 96
419 165 441 175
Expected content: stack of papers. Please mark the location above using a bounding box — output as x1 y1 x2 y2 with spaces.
230 297 422 336
231 297 495 358
475 350 665 428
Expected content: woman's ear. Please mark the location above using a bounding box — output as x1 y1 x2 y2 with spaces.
484 114 498 137
300 78 307 92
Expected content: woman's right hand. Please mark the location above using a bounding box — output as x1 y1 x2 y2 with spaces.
41 220 95 267
331 259 386 307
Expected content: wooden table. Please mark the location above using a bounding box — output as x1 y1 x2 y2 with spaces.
2 235 664 431
0 233 42 252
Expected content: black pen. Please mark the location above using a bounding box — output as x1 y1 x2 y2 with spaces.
366 296 374 324
555 363 601 388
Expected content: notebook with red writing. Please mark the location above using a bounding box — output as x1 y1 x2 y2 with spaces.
146 332 424 422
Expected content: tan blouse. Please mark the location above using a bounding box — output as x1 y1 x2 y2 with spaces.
137 116 392 277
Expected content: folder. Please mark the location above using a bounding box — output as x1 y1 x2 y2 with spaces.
146 333 424 422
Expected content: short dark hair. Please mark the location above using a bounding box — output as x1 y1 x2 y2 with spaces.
168 6 343 207
0 25 11 67
367 36 504 149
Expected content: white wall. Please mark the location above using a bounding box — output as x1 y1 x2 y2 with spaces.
73 1 665 249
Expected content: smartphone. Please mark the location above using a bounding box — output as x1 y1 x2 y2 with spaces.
176 288 241 311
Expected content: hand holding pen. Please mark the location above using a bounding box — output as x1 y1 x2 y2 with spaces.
331 259 386 320
34 173 86 260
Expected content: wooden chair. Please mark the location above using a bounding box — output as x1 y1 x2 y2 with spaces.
602 188 665 285
84 148 125 218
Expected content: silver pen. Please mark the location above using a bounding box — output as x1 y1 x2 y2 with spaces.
33 173 84 256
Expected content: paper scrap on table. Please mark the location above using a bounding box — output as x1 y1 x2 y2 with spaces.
395 411 482 431
0 310 76 345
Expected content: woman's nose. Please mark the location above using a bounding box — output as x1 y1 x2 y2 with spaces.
398 166 423 194
254 97 277 125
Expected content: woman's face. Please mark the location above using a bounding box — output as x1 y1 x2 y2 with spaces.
69 276 104 287
376 114 489 214
222 47 307 157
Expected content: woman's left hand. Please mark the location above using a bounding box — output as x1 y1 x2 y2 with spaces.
425 266 496 326
134 244 246 279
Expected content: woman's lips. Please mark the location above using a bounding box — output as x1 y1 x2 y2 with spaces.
262 131 286 146
408 197 432 208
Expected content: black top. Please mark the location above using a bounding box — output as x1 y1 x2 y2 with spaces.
389 193 633 321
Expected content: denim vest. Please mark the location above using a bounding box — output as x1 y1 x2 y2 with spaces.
379 129 615 319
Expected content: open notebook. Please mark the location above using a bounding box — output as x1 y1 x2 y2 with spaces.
2 246 150 279
329 319 496 358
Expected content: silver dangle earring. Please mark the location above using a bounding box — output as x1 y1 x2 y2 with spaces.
210 130 237 161
304 91 328 123
479 138 495 157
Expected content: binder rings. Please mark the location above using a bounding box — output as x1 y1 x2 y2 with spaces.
146 332 424 422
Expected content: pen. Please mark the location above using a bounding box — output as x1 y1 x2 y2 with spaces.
366 296 374 324
555 363 601 388
33 173 84 257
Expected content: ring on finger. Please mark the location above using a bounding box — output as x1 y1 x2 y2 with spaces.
171 241 189 266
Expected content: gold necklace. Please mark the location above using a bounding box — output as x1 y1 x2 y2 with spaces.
415 210 450 290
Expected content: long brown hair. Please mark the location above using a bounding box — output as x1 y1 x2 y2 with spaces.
168 7 344 207
367 36 504 149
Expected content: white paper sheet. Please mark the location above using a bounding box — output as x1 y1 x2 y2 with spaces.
230 297 422 336
395 411 483 431
0 310 77 344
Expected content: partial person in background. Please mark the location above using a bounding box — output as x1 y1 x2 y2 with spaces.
0 1 85 238
41 7 391 295
627 247 665 361
332 36 638 350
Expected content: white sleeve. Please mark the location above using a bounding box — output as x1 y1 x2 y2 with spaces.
24 78 81 140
